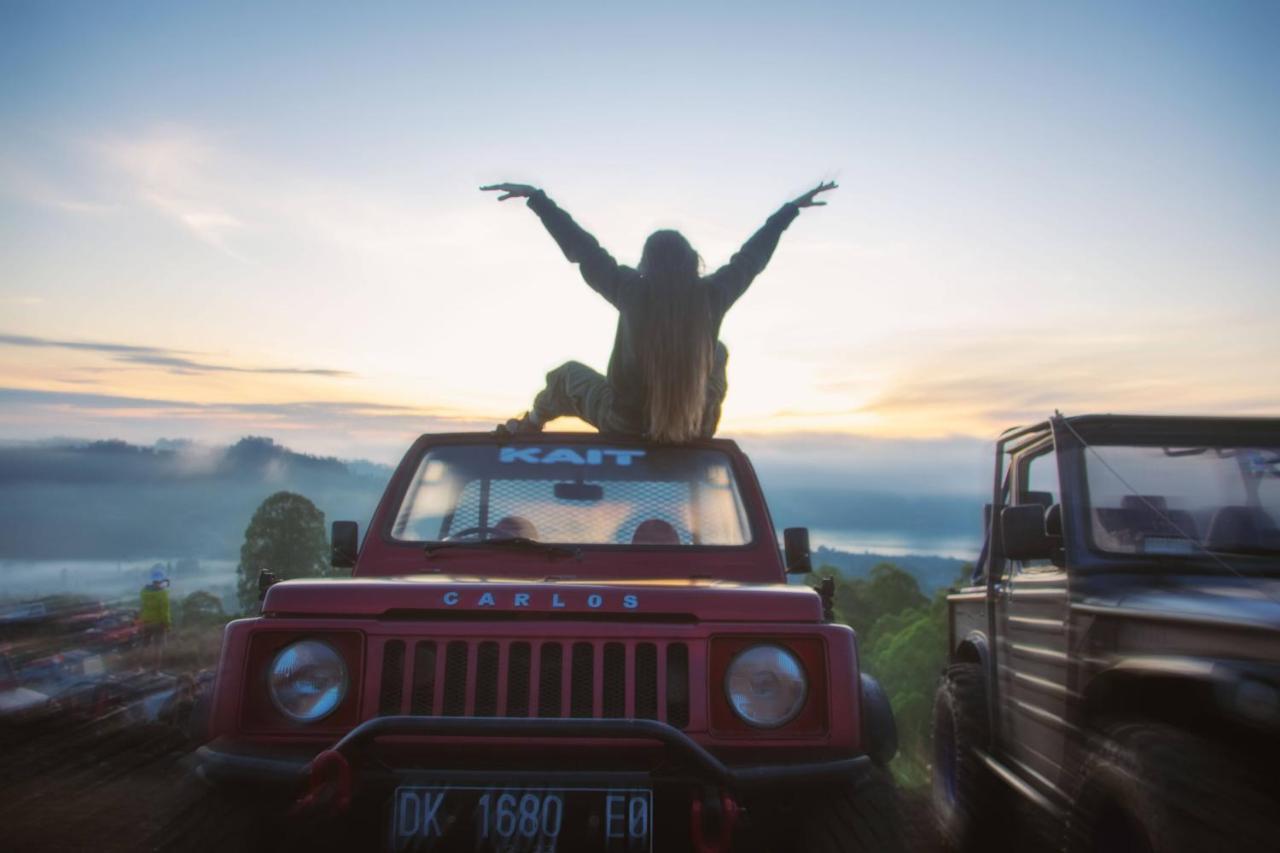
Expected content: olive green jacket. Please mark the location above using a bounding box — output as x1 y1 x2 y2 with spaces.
526 191 799 427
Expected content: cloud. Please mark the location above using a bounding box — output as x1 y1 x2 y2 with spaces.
82 125 467 266
116 353 348 377
0 386 489 430
0 387 432 416
849 325 1280 436
2 130 242 251
0 388 178 410
0 154 119 217
0 332 169 356
93 128 247 255
0 332 352 377
0 385 495 463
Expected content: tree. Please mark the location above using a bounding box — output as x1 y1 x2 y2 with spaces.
864 562 928 620
810 561 947 784
236 491 330 613
811 562 928 648
863 592 949 776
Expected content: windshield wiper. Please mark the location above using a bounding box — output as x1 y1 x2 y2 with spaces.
424 537 580 560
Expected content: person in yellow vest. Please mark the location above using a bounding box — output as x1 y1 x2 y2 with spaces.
139 566 171 668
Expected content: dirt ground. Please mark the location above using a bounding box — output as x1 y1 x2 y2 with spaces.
0 717 209 853
0 718 945 853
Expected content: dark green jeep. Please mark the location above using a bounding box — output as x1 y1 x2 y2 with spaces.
933 414 1280 853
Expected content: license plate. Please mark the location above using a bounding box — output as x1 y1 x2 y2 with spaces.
390 785 653 853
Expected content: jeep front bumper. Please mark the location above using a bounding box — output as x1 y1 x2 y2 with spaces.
197 716 871 792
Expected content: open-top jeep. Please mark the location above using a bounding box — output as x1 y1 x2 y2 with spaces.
199 432 901 852
933 414 1280 853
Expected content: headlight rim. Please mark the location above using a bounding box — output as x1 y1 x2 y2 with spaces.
266 638 350 723
722 642 809 729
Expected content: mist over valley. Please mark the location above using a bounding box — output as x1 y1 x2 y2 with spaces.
0 435 980 599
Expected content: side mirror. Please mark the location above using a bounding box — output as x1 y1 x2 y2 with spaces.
332 521 359 569
257 569 279 601
784 527 812 574
1001 505 1055 561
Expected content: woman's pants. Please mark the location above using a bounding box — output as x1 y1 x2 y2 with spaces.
531 344 728 438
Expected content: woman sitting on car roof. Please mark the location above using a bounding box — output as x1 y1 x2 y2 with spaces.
482 180 835 443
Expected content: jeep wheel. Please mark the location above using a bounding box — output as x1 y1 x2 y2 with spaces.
931 662 1004 850
1069 723 1278 853
749 766 903 853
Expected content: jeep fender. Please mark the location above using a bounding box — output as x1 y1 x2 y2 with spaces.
860 672 898 765
953 631 989 670
1082 657 1280 733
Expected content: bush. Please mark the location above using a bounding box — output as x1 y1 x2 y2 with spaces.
178 590 226 627
813 562 965 787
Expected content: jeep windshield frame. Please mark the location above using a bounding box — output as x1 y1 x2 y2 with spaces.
356 433 786 583
1056 415 1280 575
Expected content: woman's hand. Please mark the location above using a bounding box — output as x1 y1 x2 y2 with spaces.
791 181 838 208
480 183 540 201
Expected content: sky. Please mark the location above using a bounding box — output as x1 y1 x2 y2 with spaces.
1 1 1277 478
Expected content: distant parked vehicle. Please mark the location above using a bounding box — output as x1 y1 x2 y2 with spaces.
0 595 108 650
0 647 57 724
20 648 107 686
932 414 1280 853
20 648 113 718
84 611 142 652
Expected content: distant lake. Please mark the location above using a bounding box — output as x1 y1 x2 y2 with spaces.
809 529 980 561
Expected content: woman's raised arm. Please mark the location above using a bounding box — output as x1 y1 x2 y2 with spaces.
481 183 629 307
707 181 837 310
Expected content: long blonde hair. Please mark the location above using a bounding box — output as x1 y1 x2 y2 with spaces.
634 230 714 443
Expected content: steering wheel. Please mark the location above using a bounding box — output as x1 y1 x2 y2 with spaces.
442 525 506 542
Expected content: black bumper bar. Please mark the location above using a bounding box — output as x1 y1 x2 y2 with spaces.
198 716 870 791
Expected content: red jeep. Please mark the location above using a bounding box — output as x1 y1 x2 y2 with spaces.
198 433 901 852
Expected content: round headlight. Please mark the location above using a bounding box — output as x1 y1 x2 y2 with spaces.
267 640 348 722
724 644 808 728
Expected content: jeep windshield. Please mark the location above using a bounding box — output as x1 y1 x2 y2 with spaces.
1085 444 1280 557
390 442 753 547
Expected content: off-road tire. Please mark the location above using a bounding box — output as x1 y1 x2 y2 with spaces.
748 765 904 853
1068 723 1279 853
931 662 1004 850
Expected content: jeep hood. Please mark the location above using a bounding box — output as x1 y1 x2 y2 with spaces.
260 575 823 623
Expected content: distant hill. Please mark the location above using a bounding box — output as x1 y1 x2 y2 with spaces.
0 437 391 560
809 546 971 593
0 438 983 588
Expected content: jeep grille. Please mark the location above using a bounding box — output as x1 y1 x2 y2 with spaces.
375 639 690 729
